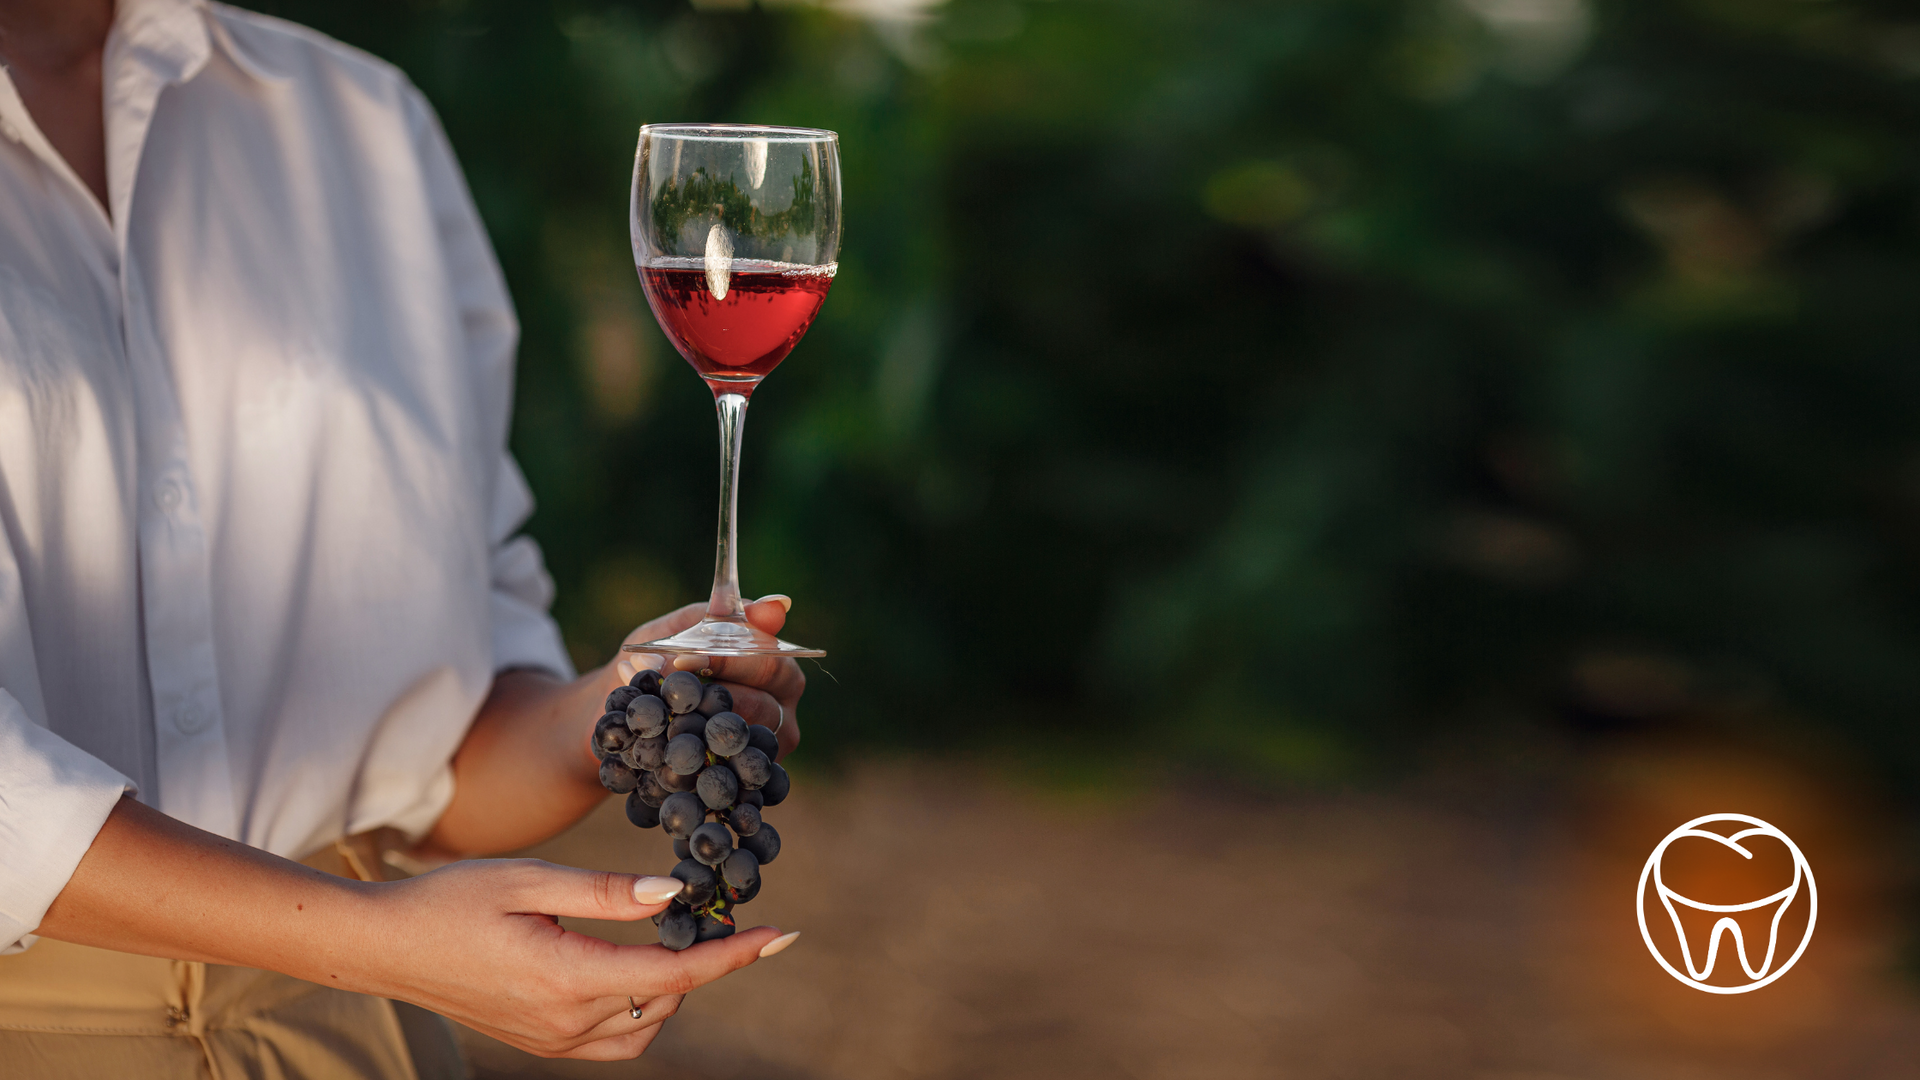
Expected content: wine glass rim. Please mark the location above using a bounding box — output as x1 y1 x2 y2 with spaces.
640 123 838 143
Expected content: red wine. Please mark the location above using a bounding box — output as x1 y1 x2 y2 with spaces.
638 257 835 390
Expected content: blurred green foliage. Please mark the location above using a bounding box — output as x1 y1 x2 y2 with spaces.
243 0 1920 781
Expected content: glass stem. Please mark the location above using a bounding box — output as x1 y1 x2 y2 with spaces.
707 391 750 622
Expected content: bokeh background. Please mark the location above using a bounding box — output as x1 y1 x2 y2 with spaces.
245 0 1920 1076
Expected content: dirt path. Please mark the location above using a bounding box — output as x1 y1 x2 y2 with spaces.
461 741 1920 1079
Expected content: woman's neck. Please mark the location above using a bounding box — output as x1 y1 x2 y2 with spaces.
0 0 115 212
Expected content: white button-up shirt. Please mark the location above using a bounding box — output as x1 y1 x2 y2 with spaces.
0 0 573 951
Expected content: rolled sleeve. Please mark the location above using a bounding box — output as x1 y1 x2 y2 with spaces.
489 464 574 680
0 690 135 953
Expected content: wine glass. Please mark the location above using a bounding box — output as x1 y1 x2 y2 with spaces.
623 124 840 659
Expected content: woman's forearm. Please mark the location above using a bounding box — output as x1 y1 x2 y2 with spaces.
35 793 784 1060
37 797 379 981
426 666 622 855
35 672 622 969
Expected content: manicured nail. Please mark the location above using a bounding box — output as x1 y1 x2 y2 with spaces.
758 930 800 958
616 659 637 682
756 594 793 612
632 876 684 904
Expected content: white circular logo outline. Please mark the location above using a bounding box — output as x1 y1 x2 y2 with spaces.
1636 812 1816 994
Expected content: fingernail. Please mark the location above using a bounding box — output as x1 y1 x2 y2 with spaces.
756 594 793 612
632 876 684 904
758 930 800 958
616 659 636 682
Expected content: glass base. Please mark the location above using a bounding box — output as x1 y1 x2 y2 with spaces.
621 616 825 659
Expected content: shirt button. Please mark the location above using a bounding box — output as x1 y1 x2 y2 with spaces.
175 703 212 735
155 479 184 513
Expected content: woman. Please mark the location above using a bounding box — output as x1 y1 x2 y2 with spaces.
0 0 805 1074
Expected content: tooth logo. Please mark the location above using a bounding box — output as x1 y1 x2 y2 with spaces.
1636 813 1817 994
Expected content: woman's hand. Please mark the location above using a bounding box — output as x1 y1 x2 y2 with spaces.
617 595 807 760
362 859 795 1060
426 593 807 858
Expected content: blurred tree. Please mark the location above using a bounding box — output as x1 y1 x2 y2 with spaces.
238 0 1920 784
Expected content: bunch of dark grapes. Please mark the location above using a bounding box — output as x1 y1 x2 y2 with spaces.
592 668 790 951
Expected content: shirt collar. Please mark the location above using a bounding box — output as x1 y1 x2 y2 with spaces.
100 0 283 241
113 0 285 87
111 0 215 89
99 0 213 235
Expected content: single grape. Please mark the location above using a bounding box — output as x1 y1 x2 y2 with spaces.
727 801 761 837
746 723 779 759
593 713 634 757
671 858 718 907
629 737 668 772
658 906 697 951
627 734 667 771
634 768 669 808
737 788 764 808
696 683 735 718
694 907 735 942
697 763 739 810
626 694 669 738
661 671 704 714
672 837 692 861
667 713 707 741
738 822 780 865
598 758 639 794
721 848 760 892
605 685 641 715
704 712 749 758
629 668 663 695
689 822 734 867
760 762 791 806
723 877 761 905
730 747 771 789
625 791 661 829
657 765 699 793
665 733 707 776
659 792 706 839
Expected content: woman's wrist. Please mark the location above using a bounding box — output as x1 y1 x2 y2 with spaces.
314 876 435 1000
427 665 625 855
259 875 391 996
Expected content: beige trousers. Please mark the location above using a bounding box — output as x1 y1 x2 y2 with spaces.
0 838 467 1080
